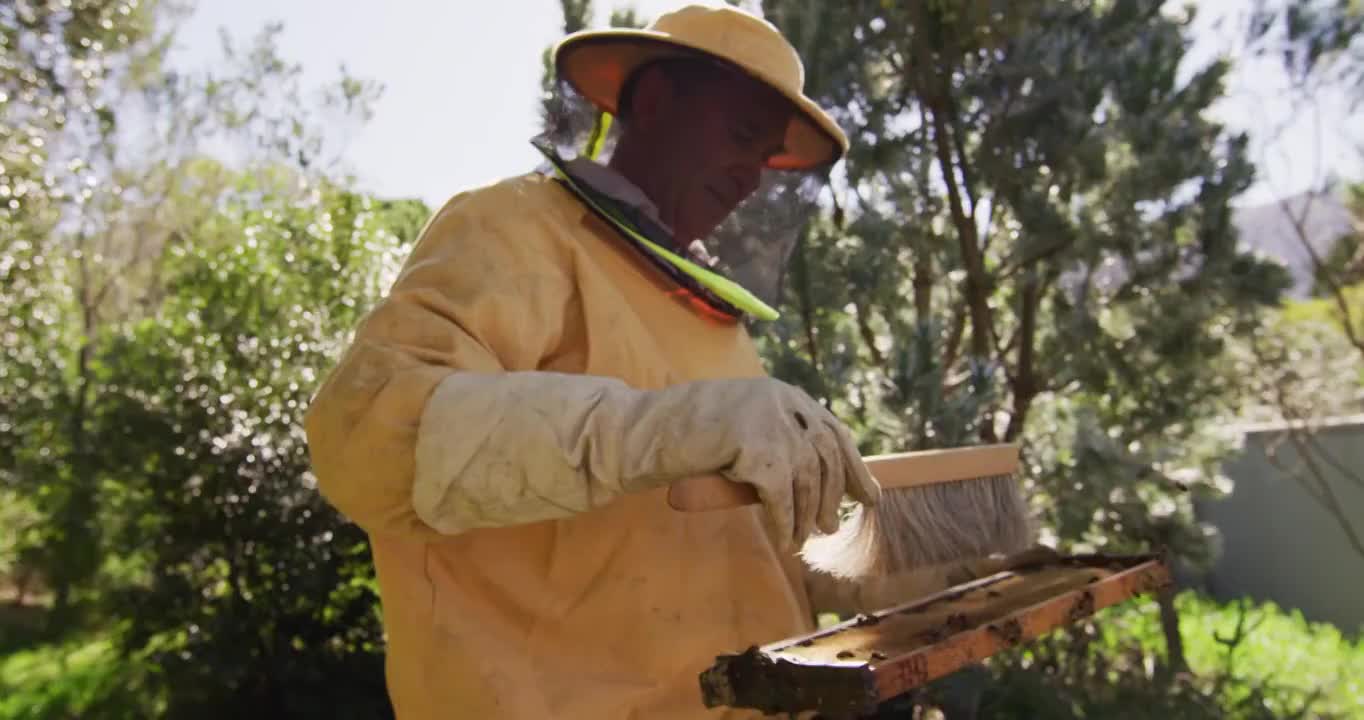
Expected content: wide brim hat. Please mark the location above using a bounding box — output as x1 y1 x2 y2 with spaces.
552 4 850 171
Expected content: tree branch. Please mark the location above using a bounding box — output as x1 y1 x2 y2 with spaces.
941 303 968 379
853 298 887 371
929 104 999 440
791 232 828 404
1005 275 1042 442
1279 194 1364 356
998 235 1076 282
1157 584 1190 676
944 88 979 222
977 196 1001 260
912 249 934 323
1253 336 1364 563
928 104 993 358
1268 426 1364 562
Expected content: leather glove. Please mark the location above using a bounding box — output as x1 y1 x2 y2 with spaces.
640 375 882 550
412 371 880 548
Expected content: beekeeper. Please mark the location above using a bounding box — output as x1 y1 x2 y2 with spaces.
305 5 884 718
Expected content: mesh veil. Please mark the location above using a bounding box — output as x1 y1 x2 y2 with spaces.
533 74 829 314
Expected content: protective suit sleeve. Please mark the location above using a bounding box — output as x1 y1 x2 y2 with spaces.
412 371 881 543
305 184 878 544
302 189 579 539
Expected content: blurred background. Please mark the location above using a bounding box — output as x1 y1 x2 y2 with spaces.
1 0 1361 718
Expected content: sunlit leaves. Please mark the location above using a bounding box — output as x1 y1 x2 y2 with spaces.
89 177 419 716
2 1 419 714
752 0 1295 570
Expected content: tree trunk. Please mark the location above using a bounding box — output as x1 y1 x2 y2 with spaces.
1157 585 1189 676
50 245 99 631
1005 277 1041 441
791 233 829 403
908 23 998 442
913 246 934 322
855 299 887 370
926 103 993 368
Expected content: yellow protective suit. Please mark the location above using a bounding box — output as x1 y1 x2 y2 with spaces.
304 169 831 719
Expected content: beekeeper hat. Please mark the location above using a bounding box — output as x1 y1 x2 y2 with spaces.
553 4 850 171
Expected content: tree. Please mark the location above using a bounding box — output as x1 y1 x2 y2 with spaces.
1311 200 1364 294
536 0 644 160
1 0 389 607
1237 0 1362 358
2 1 421 715
536 4 1293 705
1233 0 1364 569
1229 186 1364 566
91 164 418 717
751 0 1291 697
759 0 1287 554
1246 0 1363 103
1 0 172 626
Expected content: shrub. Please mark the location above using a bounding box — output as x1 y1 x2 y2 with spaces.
977 591 1364 719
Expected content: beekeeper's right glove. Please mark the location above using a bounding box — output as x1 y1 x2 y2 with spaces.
413 371 880 550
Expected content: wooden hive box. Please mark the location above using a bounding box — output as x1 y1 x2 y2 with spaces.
699 552 1172 718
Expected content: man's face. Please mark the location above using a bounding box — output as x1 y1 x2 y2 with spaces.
626 63 794 244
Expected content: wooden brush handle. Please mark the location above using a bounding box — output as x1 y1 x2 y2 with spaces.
666 443 1020 512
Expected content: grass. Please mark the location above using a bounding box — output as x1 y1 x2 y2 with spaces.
1079 592 1364 717
0 602 164 720
0 635 137 720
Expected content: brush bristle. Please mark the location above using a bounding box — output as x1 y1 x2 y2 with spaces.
800 474 1035 580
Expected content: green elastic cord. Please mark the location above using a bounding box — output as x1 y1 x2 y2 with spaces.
624 220 781 322
553 127 780 322
585 112 613 161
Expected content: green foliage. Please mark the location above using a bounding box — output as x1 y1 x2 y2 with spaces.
1225 179 1364 423
980 592 1364 718
1308 184 1364 298
1248 0 1364 97
735 5 1352 715
1314 235 1364 296
753 0 1293 572
0 165 421 716
2 1 425 716
0 634 163 719
1 0 172 631
83 170 411 717
1284 283 1364 325
1233 285 1364 424
0 0 1356 718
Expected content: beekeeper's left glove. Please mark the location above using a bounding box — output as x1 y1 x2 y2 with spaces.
411 370 878 543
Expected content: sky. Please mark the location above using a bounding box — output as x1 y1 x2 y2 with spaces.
168 0 1362 212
